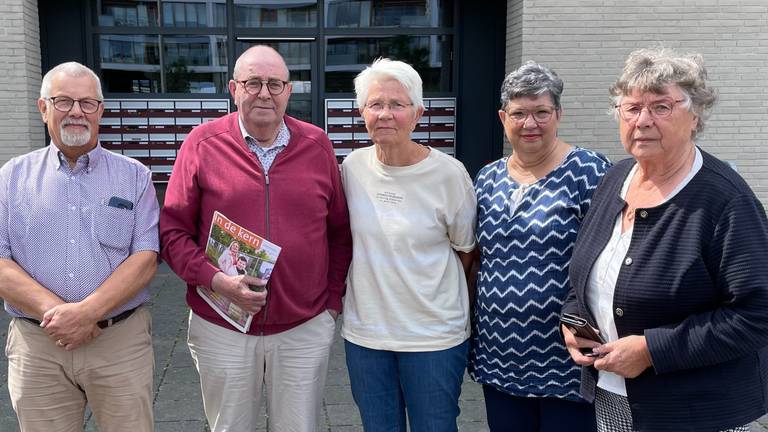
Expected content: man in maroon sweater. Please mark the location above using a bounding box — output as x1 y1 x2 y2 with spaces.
159 45 352 431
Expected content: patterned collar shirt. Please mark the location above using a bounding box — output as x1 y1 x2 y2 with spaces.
0 143 160 319
238 116 291 173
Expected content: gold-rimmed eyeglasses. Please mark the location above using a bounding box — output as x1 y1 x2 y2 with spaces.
615 99 687 122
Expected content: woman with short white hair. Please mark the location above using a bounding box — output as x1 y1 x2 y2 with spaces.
340 58 477 431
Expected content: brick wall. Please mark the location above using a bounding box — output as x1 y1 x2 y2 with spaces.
0 0 43 165
505 0 768 205
502 0 525 155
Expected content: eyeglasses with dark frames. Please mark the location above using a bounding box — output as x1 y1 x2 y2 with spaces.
615 99 687 122
45 96 102 114
235 79 290 96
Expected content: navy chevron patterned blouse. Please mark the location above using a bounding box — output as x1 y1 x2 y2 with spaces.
469 147 610 400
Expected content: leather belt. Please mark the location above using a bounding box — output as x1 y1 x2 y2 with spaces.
21 307 137 330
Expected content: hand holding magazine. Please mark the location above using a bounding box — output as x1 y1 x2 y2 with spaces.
198 211 281 332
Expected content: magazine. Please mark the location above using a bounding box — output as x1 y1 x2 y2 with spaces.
198 211 281 333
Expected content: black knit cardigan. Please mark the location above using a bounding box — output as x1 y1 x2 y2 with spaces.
563 148 768 431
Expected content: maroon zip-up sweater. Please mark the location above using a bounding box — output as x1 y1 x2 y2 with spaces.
160 113 352 335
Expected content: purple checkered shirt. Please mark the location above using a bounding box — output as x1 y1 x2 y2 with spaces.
0 144 160 319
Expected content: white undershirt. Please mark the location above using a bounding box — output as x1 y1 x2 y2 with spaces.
587 147 703 396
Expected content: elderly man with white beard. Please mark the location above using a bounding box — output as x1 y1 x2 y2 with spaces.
0 62 160 432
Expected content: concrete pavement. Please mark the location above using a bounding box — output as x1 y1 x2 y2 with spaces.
0 264 765 431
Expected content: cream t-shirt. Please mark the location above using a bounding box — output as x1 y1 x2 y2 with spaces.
340 146 477 351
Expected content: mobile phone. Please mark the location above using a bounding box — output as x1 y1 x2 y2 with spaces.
107 196 134 210
560 313 605 355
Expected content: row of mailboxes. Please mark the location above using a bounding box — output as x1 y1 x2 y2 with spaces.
100 98 458 182
102 100 229 117
99 99 230 183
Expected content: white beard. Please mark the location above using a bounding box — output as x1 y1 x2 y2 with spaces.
59 122 91 147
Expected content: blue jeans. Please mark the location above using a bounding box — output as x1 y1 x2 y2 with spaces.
345 339 469 432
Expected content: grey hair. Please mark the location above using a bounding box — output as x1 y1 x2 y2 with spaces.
354 58 424 110
40 62 103 100
610 47 717 138
500 61 564 111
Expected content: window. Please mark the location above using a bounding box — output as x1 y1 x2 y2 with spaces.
95 0 227 28
162 1 228 28
96 0 159 27
234 1 318 28
325 0 453 28
99 35 161 93
92 1 455 101
98 34 228 93
164 36 228 93
325 35 452 92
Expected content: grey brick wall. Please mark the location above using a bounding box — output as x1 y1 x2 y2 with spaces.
502 0 525 155
505 0 768 206
0 0 43 165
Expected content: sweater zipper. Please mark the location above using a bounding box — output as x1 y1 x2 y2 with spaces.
259 171 271 336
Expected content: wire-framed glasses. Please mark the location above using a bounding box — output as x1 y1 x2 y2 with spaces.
615 99 687 122
505 107 556 124
364 101 414 113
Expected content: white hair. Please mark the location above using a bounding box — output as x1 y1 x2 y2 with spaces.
353 58 424 110
40 62 104 100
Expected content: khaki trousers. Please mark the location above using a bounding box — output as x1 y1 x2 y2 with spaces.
6 306 154 432
187 310 336 432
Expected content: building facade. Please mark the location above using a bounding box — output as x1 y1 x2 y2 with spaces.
1 0 766 204
504 0 768 204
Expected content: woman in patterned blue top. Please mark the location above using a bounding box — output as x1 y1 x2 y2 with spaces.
469 61 610 432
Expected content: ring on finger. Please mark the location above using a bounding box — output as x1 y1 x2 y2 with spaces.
56 339 64 347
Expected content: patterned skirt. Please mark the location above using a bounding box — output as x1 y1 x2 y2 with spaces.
594 387 750 432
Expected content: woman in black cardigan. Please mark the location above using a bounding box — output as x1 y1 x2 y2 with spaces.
561 47 768 432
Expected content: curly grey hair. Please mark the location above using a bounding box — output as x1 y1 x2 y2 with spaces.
610 47 717 138
500 61 564 111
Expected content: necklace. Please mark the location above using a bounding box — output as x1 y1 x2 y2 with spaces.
623 165 685 225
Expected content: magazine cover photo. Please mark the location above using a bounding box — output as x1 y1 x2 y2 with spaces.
199 211 281 332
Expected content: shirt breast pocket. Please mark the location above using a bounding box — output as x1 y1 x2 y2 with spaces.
94 205 135 269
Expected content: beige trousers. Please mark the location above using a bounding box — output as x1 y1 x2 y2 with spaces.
6 306 154 432
187 310 336 432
